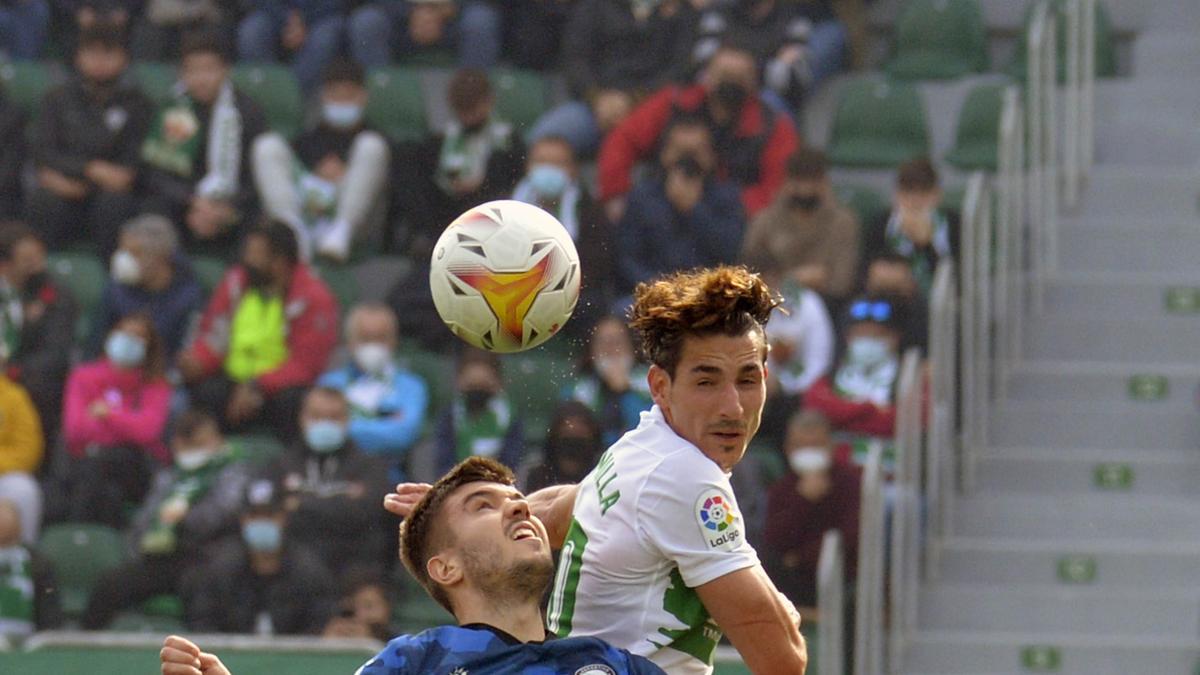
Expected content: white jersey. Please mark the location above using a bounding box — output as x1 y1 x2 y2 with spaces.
547 406 760 674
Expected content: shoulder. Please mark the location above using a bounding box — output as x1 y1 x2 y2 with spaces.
317 367 350 388
361 626 505 672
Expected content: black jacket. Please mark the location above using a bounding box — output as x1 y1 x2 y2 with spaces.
7 274 77 435
0 93 25 219
31 74 152 180
562 0 695 97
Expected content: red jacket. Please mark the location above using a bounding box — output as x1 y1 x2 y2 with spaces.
598 84 800 217
186 264 338 395
803 375 897 438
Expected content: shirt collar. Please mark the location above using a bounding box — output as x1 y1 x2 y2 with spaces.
458 623 553 645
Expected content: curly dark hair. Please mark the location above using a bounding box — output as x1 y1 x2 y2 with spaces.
399 456 517 615
628 265 781 377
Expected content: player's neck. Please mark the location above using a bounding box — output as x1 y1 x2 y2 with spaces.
454 595 547 643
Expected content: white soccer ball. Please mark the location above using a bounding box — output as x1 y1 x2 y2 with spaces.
429 200 581 353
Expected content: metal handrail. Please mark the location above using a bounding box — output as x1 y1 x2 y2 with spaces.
925 262 956 583
854 444 884 675
817 530 845 675
887 348 923 672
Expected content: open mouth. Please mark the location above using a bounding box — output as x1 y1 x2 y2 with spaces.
510 523 539 542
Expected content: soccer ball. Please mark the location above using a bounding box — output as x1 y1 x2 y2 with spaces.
429 200 581 353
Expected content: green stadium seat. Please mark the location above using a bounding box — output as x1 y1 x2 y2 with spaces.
886 0 989 81
827 78 930 169
394 565 454 634
365 67 428 143
110 611 186 633
140 593 184 618
401 348 456 421
0 61 61 114
49 251 106 341
489 68 550 132
1009 0 1117 83
397 50 457 68
314 262 360 318
232 64 303 139
944 83 1008 171
132 62 178 107
228 432 287 465
190 255 228 293
833 183 891 228
38 523 126 617
504 348 576 443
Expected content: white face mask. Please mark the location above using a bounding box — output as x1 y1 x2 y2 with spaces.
847 336 892 365
789 448 832 474
594 354 634 374
353 342 392 375
322 101 364 130
175 448 213 472
111 249 141 285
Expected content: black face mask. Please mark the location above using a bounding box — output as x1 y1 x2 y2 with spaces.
244 265 272 290
555 437 598 464
713 80 749 113
672 153 707 179
462 388 493 414
22 270 48 296
461 119 488 134
789 194 822 212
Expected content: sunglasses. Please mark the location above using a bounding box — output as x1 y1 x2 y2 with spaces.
849 300 893 323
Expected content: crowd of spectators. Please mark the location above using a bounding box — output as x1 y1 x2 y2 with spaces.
0 0 963 641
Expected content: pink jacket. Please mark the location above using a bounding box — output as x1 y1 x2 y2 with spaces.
63 359 172 464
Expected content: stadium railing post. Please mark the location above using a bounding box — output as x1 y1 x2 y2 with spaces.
817 531 845 675
854 445 884 675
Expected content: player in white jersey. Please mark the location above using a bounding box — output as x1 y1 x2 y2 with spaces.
388 266 806 674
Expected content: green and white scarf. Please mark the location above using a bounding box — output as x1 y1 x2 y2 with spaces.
0 545 34 637
434 118 513 196
834 355 899 407
885 209 952 296
452 394 513 462
139 449 233 556
142 81 242 200
0 281 21 363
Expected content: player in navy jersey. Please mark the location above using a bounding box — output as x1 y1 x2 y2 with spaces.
160 457 665 675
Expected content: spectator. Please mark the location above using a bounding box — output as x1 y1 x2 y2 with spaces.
141 29 270 257
183 474 336 635
27 22 151 258
0 499 62 640
615 116 744 294
804 295 908 439
129 0 233 61
347 0 502 71
178 220 338 439
755 268 834 446
0 223 75 459
511 135 615 336
523 400 605 493
764 410 860 608
599 40 799 221
740 147 860 309
253 59 391 262
0 90 26 220
561 315 651 447
63 313 172 527
863 157 959 299
56 0 139 31
864 253 929 353
321 565 397 641
527 0 695 155
396 68 524 261
90 214 205 358
0 0 50 60
237 0 346 93
0 358 43 544
501 0 572 71
433 349 524 477
275 387 392 576
317 303 429 484
80 409 252 630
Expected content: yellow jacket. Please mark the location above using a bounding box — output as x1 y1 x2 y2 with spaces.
0 375 43 474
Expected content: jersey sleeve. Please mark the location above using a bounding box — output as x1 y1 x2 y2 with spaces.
636 454 760 588
354 636 422 675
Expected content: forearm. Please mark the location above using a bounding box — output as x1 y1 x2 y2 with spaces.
527 483 579 550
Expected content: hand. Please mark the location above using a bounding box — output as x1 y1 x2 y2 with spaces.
85 161 135 193
38 168 90 200
88 400 110 419
777 44 806 66
665 170 704 214
160 635 231 675
450 175 484 197
591 89 633 132
225 382 263 425
282 11 307 52
315 155 347 183
159 499 189 526
603 196 627 224
383 482 432 519
177 352 206 384
76 6 97 27
790 264 829 292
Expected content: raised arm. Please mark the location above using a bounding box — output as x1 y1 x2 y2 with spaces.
696 565 808 675
526 483 580 550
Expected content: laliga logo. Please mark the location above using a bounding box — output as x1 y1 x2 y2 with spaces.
699 495 734 532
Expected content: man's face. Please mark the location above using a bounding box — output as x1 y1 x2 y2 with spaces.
846 321 901 356
438 482 554 599
321 80 368 108
77 44 128 86
589 318 633 364
660 126 716 175
241 235 281 289
704 48 758 109
4 237 46 290
351 585 390 627
171 422 222 461
785 424 831 456
454 99 493 130
181 52 229 105
456 362 501 395
350 310 397 351
301 391 351 428
649 331 767 472
895 187 941 240
118 232 160 280
527 138 576 178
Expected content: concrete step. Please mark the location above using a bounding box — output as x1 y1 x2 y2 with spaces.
918 584 1200 637
902 630 1200 674
1039 272 1200 319
1023 314 1200 362
1079 166 1200 221
1094 77 1200 127
1005 363 1200 408
975 447 1200 495
992 400 1200 448
1093 116 1200 168
1055 226 1200 273
937 536 1200 589
955 493 1200 540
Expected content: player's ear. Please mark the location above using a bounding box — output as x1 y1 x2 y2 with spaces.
648 364 671 407
427 552 463 588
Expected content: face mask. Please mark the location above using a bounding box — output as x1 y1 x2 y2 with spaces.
461 119 488 134
555 437 597 463
789 447 832 475
242 519 282 553
528 164 570 200
244 264 272 290
847 336 892 364
105 330 146 368
175 448 213 472
789 194 822 212
713 80 749 113
594 354 634 375
353 342 392 375
22 270 48 295
304 420 347 454
322 102 364 130
462 388 492 415
111 249 141 285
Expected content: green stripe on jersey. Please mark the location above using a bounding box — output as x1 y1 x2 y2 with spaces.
547 519 588 635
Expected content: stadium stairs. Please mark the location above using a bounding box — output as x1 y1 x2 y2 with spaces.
897 1 1200 673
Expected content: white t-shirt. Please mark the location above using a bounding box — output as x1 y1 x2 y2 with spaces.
767 286 835 395
546 406 761 674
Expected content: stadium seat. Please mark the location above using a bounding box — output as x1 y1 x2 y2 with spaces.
489 68 550 132
826 78 930 168
1009 0 1117 82
833 183 891 227
885 0 989 81
944 83 1008 171
109 611 186 633
401 348 455 420
231 64 303 139
49 251 106 341
190 255 228 293
131 62 178 106
314 262 360 318
0 60 61 114
228 432 286 465
365 67 428 143
38 523 126 617
140 593 184 618
504 349 577 443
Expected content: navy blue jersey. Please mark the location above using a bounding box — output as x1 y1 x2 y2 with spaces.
356 624 667 675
